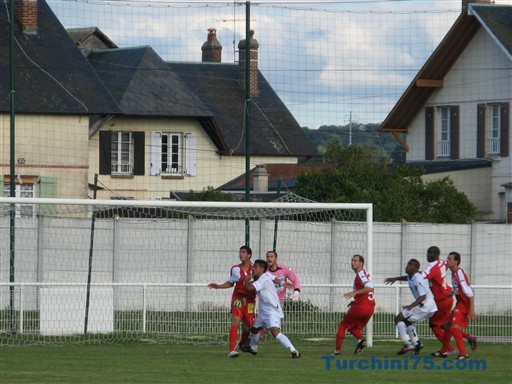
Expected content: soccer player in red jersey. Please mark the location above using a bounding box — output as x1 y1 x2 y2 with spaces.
440 252 477 360
334 254 375 355
422 246 456 354
208 245 256 358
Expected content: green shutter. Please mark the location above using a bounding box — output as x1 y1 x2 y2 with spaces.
0 178 3 216
39 177 57 198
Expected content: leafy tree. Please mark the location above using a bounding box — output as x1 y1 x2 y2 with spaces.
184 186 233 202
295 143 476 223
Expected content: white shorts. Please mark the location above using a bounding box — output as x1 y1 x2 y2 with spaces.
253 313 282 330
402 305 436 323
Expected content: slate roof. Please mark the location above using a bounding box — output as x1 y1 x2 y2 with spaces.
168 62 318 157
0 0 120 114
379 4 512 136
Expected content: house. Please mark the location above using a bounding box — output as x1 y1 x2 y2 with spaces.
72 27 317 200
0 0 120 206
379 1 512 221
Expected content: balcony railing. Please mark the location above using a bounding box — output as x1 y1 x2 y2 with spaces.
488 138 500 155
437 140 450 157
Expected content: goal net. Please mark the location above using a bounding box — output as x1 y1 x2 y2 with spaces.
0 196 373 346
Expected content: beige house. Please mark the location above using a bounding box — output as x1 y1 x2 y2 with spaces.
379 2 512 221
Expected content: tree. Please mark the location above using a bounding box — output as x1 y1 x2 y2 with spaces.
295 143 476 223
184 186 233 202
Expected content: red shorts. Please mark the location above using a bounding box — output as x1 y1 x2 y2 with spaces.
230 296 255 326
450 307 469 328
341 305 374 330
430 296 454 326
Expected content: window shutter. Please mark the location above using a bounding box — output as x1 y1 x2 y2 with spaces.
0 178 3 216
39 177 57 198
99 131 112 175
501 102 509 157
425 107 434 160
133 132 145 176
450 105 460 160
185 133 197 177
476 104 486 158
150 132 162 176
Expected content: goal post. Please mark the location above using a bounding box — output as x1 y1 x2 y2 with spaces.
0 196 373 346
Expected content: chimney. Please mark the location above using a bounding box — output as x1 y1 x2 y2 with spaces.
15 0 38 34
238 30 259 96
253 165 269 193
201 28 222 63
462 0 492 11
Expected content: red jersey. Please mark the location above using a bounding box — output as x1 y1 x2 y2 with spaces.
228 263 256 300
451 267 474 312
352 269 375 308
422 260 452 301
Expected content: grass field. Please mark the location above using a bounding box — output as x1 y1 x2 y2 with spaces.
1 339 511 384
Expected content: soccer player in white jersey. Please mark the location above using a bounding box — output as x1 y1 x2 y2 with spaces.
386 259 437 355
242 259 300 358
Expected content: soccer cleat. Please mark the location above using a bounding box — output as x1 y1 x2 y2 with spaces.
354 338 367 355
469 336 477 351
247 346 258 355
397 344 415 355
414 342 424 355
291 350 300 359
457 354 469 360
431 350 448 358
240 341 251 353
334 351 340 356
228 351 240 358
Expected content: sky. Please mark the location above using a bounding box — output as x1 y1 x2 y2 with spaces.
48 0 511 129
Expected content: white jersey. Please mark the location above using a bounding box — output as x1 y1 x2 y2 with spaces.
407 272 437 312
252 271 284 319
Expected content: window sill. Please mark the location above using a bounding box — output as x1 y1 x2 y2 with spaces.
111 174 134 179
161 175 185 180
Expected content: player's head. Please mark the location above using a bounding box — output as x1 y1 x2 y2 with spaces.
406 258 420 275
266 250 278 268
253 259 268 277
239 245 252 261
446 251 461 269
426 246 440 262
351 254 365 272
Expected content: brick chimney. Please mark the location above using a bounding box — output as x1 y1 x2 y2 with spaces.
462 0 492 11
253 165 268 192
201 28 222 63
238 30 259 96
15 0 38 34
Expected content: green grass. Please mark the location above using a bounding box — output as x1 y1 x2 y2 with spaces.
1 339 511 384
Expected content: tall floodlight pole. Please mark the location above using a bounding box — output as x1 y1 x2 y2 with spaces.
244 1 251 245
9 0 17 333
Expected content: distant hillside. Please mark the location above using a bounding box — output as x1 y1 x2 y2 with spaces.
302 123 405 163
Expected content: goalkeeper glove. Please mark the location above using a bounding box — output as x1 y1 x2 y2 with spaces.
292 290 300 302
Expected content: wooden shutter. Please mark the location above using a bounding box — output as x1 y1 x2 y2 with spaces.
133 132 145 176
450 105 460 160
501 102 509 157
99 131 112 175
150 132 162 176
425 107 435 160
39 177 57 198
476 104 486 158
185 133 197 177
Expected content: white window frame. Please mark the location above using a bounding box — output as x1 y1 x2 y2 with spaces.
437 107 450 157
111 132 133 175
489 104 501 155
161 133 183 175
3 182 38 217
150 132 196 177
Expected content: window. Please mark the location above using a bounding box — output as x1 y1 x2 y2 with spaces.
489 104 501 154
99 131 145 176
162 133 182 175
3 178 37 217
437 107 450 157
150 132 196 177
111 132 133 174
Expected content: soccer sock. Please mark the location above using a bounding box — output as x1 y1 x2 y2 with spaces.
276 332 294 351
249 332 261 347
229 325 238 351
440 327 452 354
397 322 410 344
431 325 445 344
349 328 363 341
335 324 347 352
406 325 419 344
451 327 468 356
460 330 471 340
240 329 250 346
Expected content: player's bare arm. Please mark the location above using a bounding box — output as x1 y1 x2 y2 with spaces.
344 287 373 299
207 282 234 289
403 294 426 311
384 276 407 285
243 274 256 292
